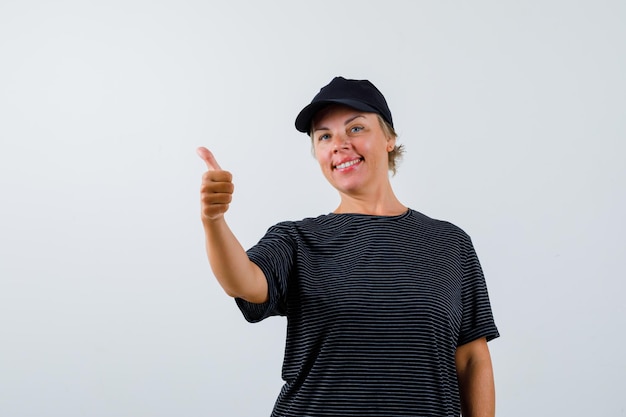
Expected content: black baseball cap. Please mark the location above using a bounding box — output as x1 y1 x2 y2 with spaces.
295 76 394 134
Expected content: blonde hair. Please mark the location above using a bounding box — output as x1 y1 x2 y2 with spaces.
377 114 404 176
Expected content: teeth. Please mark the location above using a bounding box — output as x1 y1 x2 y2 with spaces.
335 159 361 169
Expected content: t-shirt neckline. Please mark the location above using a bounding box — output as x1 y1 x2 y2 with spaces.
327 208 412 220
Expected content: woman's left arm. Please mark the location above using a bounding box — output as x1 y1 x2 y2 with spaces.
455 337 496 417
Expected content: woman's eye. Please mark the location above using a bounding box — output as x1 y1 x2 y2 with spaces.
318 133 331 141
350 126 363 133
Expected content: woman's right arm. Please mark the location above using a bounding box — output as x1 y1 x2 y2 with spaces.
197 147 269 304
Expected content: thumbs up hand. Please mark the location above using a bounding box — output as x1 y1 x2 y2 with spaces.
197 147 234 221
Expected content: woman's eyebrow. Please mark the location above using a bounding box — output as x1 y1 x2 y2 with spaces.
313 114 366 133
344 115 366 125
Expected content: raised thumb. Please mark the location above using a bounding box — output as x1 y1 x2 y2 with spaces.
196 147 222 171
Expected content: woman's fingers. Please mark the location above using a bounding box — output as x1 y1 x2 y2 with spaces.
198 147 233 220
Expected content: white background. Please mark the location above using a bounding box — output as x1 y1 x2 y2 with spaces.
1 1 624 416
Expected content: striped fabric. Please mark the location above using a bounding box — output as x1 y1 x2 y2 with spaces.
237 209 499 417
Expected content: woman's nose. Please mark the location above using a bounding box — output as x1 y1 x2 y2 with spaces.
332 134 350 152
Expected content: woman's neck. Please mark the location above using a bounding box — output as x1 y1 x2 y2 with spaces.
334 190 407 216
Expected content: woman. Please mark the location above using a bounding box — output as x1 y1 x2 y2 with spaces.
197 76 499 417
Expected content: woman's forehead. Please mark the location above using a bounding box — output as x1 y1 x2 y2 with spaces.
312 105 375 128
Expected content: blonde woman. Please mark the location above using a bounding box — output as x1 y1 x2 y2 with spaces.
198 76 499 417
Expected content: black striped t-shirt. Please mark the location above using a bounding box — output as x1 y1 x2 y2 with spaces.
236 209 499 417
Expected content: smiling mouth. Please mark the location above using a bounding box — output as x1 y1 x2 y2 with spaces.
334 158 363 170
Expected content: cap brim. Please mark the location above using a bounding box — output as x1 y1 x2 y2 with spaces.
294 99 380 133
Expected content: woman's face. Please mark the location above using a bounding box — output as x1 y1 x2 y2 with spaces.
311 105 395 196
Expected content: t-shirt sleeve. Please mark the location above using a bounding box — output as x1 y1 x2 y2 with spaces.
457 234 500 346
235 222 295 323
